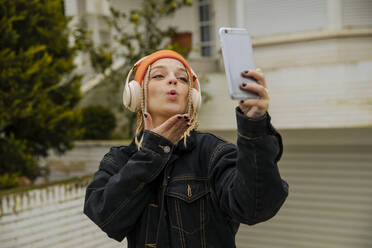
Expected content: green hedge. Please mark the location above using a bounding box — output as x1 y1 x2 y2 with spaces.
80 105 117 140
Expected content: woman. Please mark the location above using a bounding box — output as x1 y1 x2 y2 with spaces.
84 50 288 247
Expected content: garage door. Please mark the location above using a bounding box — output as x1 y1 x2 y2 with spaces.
235 127 372 248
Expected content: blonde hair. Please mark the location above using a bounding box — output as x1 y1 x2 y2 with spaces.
134 63 199 150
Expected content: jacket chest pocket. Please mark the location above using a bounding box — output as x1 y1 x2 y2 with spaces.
165 178 210 235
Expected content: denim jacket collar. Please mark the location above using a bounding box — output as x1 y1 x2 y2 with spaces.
127 129 197 154
174 129 197 153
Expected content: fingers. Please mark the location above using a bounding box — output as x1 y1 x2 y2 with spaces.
144 111 192 144
239 68 269 118
160 113 190 130
152 113 190 142
241 68 267 88
239 98 268 110
241 68 269 99
172 114 191 136
239 99 269 119
239 82 269 99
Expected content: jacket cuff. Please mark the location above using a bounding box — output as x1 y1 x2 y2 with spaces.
235 106 273 138
142 130 175 155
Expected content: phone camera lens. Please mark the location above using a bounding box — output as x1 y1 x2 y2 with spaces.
224 29 228 33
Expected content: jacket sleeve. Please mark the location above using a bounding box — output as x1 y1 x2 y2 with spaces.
208 107 289 225
83 130 174 242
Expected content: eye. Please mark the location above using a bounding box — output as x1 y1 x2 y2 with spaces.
179 77 188 82
152 74 163 79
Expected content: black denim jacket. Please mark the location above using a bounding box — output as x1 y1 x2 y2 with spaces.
84 107 289 247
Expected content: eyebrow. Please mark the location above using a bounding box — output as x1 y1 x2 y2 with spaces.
151 65 187 73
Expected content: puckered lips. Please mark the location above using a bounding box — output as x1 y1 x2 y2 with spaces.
167 89 178 100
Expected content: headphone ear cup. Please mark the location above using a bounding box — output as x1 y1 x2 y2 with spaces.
189 67 201 112
123 80 142 112
192 88 202 112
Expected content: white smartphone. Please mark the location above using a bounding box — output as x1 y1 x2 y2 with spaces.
218 27 259 100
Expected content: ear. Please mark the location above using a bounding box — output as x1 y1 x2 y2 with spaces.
143 112 153 130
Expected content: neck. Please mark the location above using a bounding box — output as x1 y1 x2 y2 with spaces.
150 113 171 129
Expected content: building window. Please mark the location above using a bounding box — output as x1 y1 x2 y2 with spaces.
198 0 213 57
244 0 326 37
342 0 372 28
76 0 86 15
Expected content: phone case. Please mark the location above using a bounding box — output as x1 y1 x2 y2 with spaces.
218 27 259 99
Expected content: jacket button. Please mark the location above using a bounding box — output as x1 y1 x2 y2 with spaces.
163 146 170 153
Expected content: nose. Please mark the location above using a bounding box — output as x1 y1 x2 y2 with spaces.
168 73 177 85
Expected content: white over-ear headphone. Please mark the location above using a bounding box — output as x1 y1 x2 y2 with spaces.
123 56 202 113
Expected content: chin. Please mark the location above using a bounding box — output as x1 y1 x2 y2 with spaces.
148 99 187 117
164 105 184 115
160 103 186 116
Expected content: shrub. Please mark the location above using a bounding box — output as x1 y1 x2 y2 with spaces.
80 105 117 140
0 173 20 190
0 0 82 188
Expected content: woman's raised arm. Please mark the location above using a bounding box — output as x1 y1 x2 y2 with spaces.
208 107 289 225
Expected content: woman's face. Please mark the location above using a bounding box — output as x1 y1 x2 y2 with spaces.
147 58 189 118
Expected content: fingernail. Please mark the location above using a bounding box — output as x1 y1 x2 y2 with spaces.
144 113 148 118
242 83 247 87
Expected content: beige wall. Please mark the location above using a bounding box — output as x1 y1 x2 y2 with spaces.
37 141 128 183
197 34 372 131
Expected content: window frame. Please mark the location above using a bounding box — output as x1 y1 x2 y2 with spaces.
198 0 214 57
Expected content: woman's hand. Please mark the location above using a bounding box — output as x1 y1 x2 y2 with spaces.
143 112 191 145
238 68 270 119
